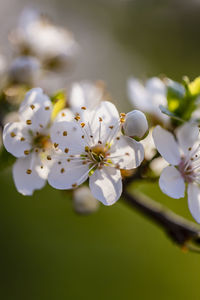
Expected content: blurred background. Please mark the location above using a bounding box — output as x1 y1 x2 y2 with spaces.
0 0 200 299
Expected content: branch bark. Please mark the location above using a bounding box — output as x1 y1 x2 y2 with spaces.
122 189 200 252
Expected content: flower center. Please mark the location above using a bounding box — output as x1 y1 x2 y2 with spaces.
178 158 194 183
85 145 108 163
33 134 51 150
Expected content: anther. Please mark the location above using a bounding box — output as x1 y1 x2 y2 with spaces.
40 165 43 169
98 140 102 144
63 131 67 136
39 124 43 128
45 106 50 110
99 117 103 122
109 126 113 129
24 150 30 155
120 113 126 117
81 106 86 110
20 137 25 141
30 104 35 110
116 137 120 140
64 148 69 153
26 169 32 174
61 112 66 117
82 135 84 139
188 147 192 151
26 120 32 125
60 168 65 173
47 155 52 160
81 122 85 128
72 183 77 188
67 159 71 162
54 143 59 148
58 161 61 165
10 132 16 138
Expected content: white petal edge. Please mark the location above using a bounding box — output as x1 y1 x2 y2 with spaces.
12 156 46 195
187 183 200 223
153 126 181 165
176 122 199 155
159 166 185 199
89 166 122 205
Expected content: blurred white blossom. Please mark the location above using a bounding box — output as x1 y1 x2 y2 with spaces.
127 77 169 124
10 8 78 66
73 186 99 214
8 56 40 85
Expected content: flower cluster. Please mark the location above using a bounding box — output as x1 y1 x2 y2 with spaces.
3 87 148 205
2 8 200 228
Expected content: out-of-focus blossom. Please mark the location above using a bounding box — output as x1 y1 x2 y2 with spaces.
123 110 148 139
3 88 57 195
56 80 108 122
49 101 144 205
153 123 200 223
9 8 78 66
127 77 169 124
0 54 6 76
8 56 40 85
140 128 156 160
73 186 99 214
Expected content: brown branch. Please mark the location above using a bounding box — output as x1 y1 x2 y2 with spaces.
122 189 200 252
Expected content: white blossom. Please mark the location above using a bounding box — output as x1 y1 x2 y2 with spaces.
10 8 78 64
8 56 40 85
3 88 57 195
48 101 145 205
73 186 99 214
127 77 169 124
153 123 200 223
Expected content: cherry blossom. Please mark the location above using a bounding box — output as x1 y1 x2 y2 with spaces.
153 123 200 223
48 101 145 205
3 87 57 195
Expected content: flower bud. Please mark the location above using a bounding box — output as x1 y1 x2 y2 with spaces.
73 186 99 215
8 56 40 85
123 110 148 139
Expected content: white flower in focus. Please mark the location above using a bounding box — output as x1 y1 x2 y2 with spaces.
73 186 99 214
10 8 78 64
153 123 200 223
8 56 40 85
49 101 145 205
123 110 148 139
127 77 169 124
3 88 56 195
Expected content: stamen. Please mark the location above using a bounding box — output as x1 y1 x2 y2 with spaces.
10 132 16 138
63 131 67 136
26 169 32 174
30 104 35 110
26 120 32 125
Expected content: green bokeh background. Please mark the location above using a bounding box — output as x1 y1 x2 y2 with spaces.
1 0 200 299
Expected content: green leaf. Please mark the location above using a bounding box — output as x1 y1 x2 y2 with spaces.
159 105 185 122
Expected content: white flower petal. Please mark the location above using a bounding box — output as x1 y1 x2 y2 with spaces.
50 121 86 154
187 184 200 223
89 166 122 205
54 108 74 122
19 88 52 131
153 126 181 165
159 166 185 199
127 78 151 112
86 101 120 145
69 81 103 114
3 122 31 157
176 123 199 155
110 135 144 169
13 155 46 195
146 77 166 96
48 160 89 190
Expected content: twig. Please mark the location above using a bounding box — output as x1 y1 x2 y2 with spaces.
122 189 200 252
